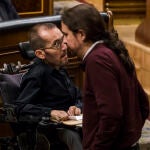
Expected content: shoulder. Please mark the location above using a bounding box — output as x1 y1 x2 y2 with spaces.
84 44 122 75
22 59 53 80
86 44 116 65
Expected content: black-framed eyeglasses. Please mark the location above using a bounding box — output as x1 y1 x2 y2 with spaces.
40 35 64 51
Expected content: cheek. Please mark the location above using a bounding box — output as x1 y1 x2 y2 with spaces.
61 56 68 65
67 36 77 48
46 52 61 63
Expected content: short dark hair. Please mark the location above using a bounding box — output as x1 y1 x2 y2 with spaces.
29 23 56 51
61 4 107 43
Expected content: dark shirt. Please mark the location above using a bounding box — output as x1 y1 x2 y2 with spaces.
15 58 82 120
82 43 149 150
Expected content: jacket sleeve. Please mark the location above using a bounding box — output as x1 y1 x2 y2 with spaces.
137 78 149 124
15 77 51 121
87 54 122 150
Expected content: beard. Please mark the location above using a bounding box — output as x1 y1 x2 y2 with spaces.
67 47 77 57
60 51 68 66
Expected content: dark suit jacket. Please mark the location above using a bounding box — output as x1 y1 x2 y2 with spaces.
15 58 82 121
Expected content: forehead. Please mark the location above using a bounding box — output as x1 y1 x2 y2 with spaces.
39 27 63 42
61 22 73 35
61 22 69 32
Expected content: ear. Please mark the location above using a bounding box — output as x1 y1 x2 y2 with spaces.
35 49 46 59
78 29 86 41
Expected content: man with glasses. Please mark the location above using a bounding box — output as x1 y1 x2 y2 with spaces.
15 23 82 150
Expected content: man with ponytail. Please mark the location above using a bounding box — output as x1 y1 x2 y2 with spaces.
61 3 149 150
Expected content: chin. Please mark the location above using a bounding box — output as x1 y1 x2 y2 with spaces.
60 59 68 66
67 48 77 57
63 60 68 66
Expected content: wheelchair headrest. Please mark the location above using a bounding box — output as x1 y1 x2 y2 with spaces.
18 41 35 60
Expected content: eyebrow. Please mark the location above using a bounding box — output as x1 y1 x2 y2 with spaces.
53 35 64 44
61 31 67 35
53 38 61 44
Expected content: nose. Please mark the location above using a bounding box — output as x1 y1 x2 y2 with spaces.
62 35 67 44
61 37 68 51
61 42 67 52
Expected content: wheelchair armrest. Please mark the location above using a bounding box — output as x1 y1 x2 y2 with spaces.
0 107 5 122
38 117 77 130
18 115 42 124
0 104 17 122
38 117 61 127
0 104 41 124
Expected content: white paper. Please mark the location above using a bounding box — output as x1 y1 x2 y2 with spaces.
68 115 83 120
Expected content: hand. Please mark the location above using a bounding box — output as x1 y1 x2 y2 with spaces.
67 106 81 116
50 110 69 121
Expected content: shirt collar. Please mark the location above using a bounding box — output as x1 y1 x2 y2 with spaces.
83 40 104 61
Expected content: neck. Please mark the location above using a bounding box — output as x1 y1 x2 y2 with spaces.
55 66 60 70
77 42 93 59
43 59 60 70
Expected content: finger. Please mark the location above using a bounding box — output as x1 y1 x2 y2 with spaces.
75 108 81 115
60 111 68 116
68 106 76 115
68 109 74 116
60 115 68 121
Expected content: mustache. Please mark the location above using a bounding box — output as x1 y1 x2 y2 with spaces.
61 50 68 57
67 48 76 57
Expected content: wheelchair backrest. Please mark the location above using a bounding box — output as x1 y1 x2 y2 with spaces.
0 73 23 105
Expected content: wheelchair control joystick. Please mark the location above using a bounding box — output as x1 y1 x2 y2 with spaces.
0 61 34 74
